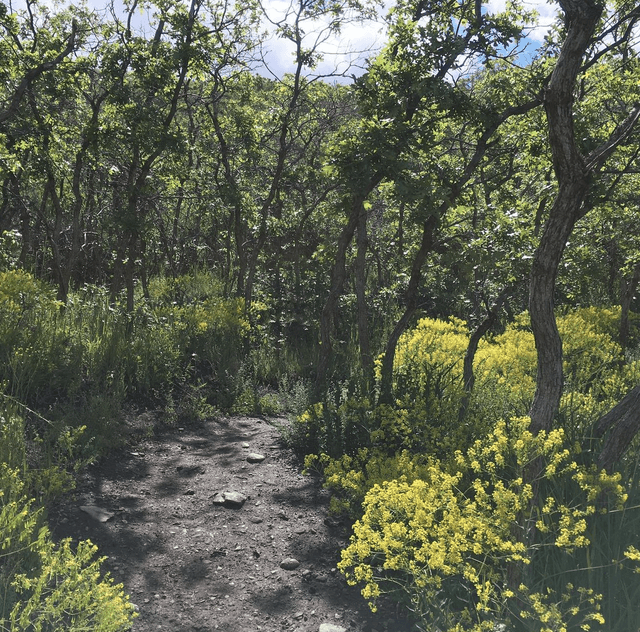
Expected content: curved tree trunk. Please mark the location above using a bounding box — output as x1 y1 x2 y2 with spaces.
528 181 590 434
378 215 438 406
594 384 640 472
528 0 602 435
458 287 512 422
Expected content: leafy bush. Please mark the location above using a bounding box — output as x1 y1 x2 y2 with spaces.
0 410 136 631
0 270 77 404
338 417 636 631
297 309 640 477
0 272 251 440
298 308 640 630
289 395 375 459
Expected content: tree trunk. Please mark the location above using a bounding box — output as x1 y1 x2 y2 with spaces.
378 215 438 406
528 181 590 434
355 205 373 392
458 287 512 422
528 0 602 435
124 232 137 314
315 200 362 400
110 236 126 307
620 263 640 353
594 384 640 472
315 177 382 400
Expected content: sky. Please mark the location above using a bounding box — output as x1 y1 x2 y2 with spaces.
257 0 390 79
258 0 560 79
8 0 560 80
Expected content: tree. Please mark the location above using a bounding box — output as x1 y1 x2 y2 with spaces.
316 0 539 400
0 2 87 298
0 1 79 127
529 0 640 437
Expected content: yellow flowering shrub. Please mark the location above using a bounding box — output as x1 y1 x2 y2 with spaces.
474 308 638 438
0 476 136 631
338 417 630 631
0 468 135 631
306 447 435 515
297 308 640 630
474 319 537 414
0 410 136 630
391 316 468 419
297 308 638 467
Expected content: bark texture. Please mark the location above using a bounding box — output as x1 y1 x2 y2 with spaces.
528 0 603 435
355 206 373 392
595 384 640 472
315 176 383 399
378 215 438 406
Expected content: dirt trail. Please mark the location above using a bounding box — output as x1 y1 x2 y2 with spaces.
50 415 409 632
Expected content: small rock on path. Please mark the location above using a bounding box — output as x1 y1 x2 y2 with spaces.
79 505 115 522
280 557 300 570
319 624 347 632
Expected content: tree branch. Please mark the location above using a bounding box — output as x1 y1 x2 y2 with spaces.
0 19 79 126
585 103 640 173
594 383 640 472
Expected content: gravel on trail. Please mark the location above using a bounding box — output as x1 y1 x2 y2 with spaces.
49 415 412 632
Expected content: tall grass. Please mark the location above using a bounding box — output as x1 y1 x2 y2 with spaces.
0 270 252 456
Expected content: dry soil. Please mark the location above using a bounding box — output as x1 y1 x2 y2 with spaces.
49 414 412 632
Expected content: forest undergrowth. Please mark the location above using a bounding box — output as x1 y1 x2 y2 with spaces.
2 270 640 631
2 0 640 627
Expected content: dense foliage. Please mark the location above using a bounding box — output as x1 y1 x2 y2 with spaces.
2 0 640 628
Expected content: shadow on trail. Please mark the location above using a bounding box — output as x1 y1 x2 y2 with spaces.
48 416 407 632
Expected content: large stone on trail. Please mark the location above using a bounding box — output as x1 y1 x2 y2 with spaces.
246 452 266 463
280 557 300 570
319 624 346 632
212 491 247 508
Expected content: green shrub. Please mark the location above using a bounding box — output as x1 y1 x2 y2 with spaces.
302 308 640 631
0 270 77 404
0 410 136 631
0 468 136 631
0 403 84 503
0 271 250 426
290 395 374 459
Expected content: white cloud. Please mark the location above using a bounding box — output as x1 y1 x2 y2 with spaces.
257 2 387 80
9 0 560 79
486 0 558 44
526 1 559 43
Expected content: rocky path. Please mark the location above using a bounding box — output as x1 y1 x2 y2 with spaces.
50 415 409 632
